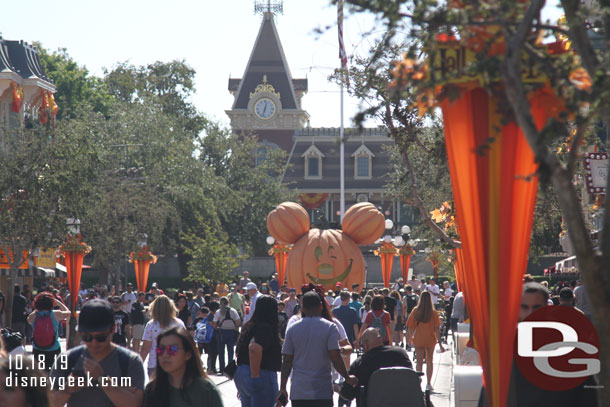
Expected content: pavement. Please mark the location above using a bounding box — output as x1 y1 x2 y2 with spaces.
28 338 456 407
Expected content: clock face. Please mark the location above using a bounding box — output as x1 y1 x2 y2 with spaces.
254 98 276 120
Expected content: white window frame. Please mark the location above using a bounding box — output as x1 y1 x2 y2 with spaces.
352 145 374 179
302 145 324 180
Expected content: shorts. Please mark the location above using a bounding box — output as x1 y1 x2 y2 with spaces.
395 319 405 331
132 324 145 339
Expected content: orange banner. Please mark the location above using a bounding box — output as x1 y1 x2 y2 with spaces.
0 249 29 269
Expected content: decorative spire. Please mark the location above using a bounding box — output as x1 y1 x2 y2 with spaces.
254 0 283 15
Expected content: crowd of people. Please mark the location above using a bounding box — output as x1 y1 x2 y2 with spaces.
0 270 596 407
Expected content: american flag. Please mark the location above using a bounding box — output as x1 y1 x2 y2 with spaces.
338 0 348 70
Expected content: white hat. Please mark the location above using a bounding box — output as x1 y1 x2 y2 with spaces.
246 282 257 291
152 282 158 288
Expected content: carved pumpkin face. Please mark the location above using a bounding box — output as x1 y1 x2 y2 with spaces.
286 229 365 291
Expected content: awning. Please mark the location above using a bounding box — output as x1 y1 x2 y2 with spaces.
55 263 67 277
36 268 57 278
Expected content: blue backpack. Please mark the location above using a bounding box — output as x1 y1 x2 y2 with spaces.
371 312 387 341
194 318 214 344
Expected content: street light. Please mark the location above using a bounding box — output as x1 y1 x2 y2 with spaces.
66 218 80 235
401 225 411 235
266 236 275 245
138 233 148 248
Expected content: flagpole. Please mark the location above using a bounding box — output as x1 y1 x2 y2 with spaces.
338 0 346 221
340 80 345 221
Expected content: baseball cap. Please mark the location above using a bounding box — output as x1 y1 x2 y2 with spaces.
78 299 114 333
335 282 342 288
152 282 158 288
246 282 257 290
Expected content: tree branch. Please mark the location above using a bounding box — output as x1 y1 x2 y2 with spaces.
383 101 461 249
560 0 600 77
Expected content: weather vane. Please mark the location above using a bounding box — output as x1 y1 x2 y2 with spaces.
254 0 283 15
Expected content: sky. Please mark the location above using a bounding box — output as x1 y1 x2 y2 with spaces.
1 0 564 128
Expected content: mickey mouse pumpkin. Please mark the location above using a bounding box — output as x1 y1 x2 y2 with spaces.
266 202 385 290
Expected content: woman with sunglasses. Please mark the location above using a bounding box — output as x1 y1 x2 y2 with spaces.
234 295 282 407
141 295 186 376
143 327 224 407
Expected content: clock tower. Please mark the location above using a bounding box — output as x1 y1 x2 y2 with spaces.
226 5 309 151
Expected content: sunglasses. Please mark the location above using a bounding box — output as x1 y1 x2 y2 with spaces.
81 333 110 342
156 345 183 356
111 301 121 304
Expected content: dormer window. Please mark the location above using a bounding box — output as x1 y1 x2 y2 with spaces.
352 145 374 179
302 145 324 179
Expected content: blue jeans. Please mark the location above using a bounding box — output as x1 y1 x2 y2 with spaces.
217 329 236 371
234 364 278 407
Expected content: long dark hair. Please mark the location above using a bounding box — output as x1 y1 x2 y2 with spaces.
241 295 281 348
0 356 49 407
413 291 434 323
146 327 206 407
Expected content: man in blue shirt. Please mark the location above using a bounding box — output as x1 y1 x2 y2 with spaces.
333 292 360 346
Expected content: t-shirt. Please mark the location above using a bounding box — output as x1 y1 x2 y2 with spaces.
243 292 259 324
364 310 391 343
50 345 145 407
236 323 282 371
121 291 137 313
426 284 440 304
340 345 413 401
451 292 465 321
278 312 288 338
332 305 359 344
282 316 340 400
130 301 146 325
143 377 223 407
228 292 244 312
112 310 131 346
444 287 453 299
178 308 191 328
142 318 186 368
268 279 279 293
239 278 251 290
213 307 240 330
332 296 342 309
12 294 27 323
384 296 397 320
215 283 229 297
406 309 440 347
284 298 299 319
574 285 591 315
348 300 362 314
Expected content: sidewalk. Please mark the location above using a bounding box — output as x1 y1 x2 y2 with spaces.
209 341 455 407
34 338 456 406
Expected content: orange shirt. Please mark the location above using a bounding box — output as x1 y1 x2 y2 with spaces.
406 309 440 348
216 283 229 297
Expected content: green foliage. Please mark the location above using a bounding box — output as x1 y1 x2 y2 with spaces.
183 222 245 284
36 45 114 119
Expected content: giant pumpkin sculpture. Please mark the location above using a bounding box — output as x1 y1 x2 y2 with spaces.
267 202 385 290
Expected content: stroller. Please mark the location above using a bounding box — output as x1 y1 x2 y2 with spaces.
358 367 427 407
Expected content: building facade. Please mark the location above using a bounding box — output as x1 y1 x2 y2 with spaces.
226 12 418 228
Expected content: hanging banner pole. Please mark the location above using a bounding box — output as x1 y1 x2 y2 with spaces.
338 0 347 220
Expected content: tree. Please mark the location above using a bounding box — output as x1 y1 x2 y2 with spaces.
0 121 98 327
342 0 610 402
36 46 114 120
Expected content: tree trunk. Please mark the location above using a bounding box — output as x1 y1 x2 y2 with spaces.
177 249 191 286
4 268 17 329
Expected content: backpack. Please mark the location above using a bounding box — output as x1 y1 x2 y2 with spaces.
371 312 386 340
194 318 215 344
218 307 236 329
66 345 130 377
33 311 56 349
406 294 418 313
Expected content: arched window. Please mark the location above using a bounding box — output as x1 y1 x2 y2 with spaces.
302 145 324 179
352 145 374 179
